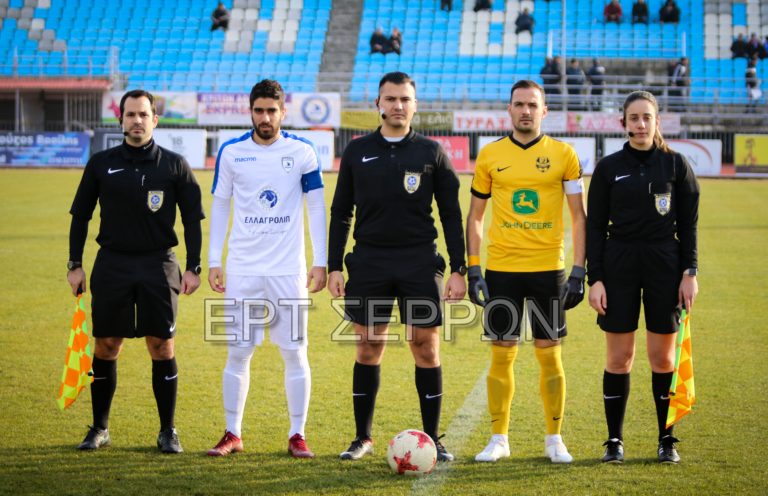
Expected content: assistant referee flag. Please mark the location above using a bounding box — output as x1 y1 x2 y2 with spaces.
56 294 93 410
666 309 696 428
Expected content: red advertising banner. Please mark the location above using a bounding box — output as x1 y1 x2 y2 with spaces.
429 135 470 172
566 112 681 134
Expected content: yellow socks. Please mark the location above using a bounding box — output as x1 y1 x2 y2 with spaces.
535 345 566 435
487 345 518 435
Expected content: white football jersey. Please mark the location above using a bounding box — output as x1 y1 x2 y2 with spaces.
212 130 323 276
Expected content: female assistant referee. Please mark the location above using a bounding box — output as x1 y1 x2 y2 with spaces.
586 90 699 464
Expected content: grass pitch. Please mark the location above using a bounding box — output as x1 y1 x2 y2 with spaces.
0 169 766 495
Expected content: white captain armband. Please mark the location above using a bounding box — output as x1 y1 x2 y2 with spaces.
564 178 584 194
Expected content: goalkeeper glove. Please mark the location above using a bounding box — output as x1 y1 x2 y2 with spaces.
561 265 586 310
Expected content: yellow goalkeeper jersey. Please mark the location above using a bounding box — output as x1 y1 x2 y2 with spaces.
471 134 582 272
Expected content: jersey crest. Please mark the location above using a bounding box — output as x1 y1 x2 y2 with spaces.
512 189 539 215
655 193 671 216
404 172 422 194
535 156 551 173
147 191 164 212
282 156 294 173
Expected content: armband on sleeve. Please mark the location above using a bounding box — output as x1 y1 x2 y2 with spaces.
564 178 584 195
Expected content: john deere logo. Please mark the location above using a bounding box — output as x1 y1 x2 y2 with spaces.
512 189 539 215
536 156 551 172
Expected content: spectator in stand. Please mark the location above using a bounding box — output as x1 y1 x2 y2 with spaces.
764 36 768 58
659 0 680 24
731 34 748 59
474 0 492 12
669 57 689 111
370 27 389 54
632 0 649 24
210 2 230 31
515 8 535 35
389 27 402 56
441 0 453 11
746 58 761 113
587 59 607 111
540 56 563 109
604 0 623 24
746 33 764 60
566 58 586 110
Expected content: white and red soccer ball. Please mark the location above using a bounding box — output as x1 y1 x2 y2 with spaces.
386 429 437 475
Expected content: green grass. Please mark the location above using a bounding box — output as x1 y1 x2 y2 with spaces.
0 169 766 495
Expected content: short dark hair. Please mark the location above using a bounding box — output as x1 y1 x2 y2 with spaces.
249 79 285 108
378 71 416 92
119 90 156 117
509 79 545 103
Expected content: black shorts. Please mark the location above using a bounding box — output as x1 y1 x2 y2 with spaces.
597 239 680 334
343 243 445 328
90 248 181 339
484 269 567 341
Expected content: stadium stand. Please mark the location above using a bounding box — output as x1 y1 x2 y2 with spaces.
0 0 329 93
0 0 766 105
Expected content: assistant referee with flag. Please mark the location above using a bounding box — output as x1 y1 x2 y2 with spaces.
587 90 699 464
66 89 205 453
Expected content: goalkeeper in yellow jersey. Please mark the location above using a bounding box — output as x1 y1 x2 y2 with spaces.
466 80 586 464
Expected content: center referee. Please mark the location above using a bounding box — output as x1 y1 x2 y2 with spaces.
328 72 466 462
67 89 205 453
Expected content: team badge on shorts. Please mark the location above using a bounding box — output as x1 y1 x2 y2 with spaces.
147 191 164 212
654 193 671 215
404 172 422 194
282 157 294 173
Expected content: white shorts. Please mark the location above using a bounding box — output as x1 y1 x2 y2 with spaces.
224 274 309 350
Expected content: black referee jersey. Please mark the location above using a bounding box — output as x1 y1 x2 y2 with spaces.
69 139 205 269
586 142 699 285
328 127 465 273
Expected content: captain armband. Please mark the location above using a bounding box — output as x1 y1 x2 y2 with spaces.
564 178 584 194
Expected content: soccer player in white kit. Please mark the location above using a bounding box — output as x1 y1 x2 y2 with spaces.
206 80 327 458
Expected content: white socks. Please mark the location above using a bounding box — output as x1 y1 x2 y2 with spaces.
223 345 255 438
222 345 311 439
280 346 311 438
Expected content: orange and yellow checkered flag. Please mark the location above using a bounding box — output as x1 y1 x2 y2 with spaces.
666 309 695 428
56 294 93 410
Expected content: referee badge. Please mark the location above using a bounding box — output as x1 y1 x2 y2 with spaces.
654 193 671 216
147 191 164 212
403 172 422 194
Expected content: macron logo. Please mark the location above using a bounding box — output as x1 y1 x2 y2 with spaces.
234 157 259 163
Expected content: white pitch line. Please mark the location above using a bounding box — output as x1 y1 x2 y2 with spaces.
410 366 489 496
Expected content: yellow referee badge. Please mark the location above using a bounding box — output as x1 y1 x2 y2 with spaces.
654 193 671 216
403 172 422 194
147 191 164 212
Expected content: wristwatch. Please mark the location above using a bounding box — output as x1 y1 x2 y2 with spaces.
67 261 82 271
456 265 468 276
684 268 697 277
189 265 202 275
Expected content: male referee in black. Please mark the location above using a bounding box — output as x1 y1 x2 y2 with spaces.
67 89 205 453
328 72 467 462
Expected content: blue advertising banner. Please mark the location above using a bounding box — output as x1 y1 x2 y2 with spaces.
0 132 90 167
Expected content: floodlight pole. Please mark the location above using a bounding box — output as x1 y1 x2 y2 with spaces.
561 0 568 111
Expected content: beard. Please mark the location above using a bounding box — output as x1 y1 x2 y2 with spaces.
252 121 278 141
513 120 536 135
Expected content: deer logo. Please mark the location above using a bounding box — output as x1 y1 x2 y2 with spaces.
512 189 539 215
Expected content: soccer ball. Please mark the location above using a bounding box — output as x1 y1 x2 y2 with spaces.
386 429 437 476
